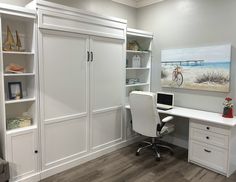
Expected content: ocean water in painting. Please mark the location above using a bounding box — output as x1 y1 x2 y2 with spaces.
161 45 231 92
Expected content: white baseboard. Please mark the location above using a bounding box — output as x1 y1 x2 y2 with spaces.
161 135 188 149
11 173 40 182
40 137 142 180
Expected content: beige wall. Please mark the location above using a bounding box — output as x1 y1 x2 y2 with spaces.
137 0 236 113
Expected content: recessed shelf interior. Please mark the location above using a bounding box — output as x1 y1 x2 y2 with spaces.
126 53 150 68
127 36 152 52
5 101 36 130
126 69 150 83
4 76 35 100
3 54 35 74
1 15 35 52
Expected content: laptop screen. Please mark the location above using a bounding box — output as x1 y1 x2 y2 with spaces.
157 92 173 106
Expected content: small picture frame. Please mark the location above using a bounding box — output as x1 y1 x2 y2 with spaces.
8 82 23 100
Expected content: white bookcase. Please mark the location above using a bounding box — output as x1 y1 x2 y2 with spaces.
0 4 39 181
125 28 153 103
125 28 153 138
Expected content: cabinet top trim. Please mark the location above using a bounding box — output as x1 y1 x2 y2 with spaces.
127 28 153 38
36 0 127 25
0 3 36 19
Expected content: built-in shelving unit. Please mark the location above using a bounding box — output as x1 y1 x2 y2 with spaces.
125 28 153 103
0 4 39 182
0 11 37 132
125 28 153 139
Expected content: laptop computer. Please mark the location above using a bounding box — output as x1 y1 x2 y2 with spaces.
156 92 174 110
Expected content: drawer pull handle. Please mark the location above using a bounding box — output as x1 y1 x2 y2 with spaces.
204 149 211 153
206 127 210 130
206 136 209 139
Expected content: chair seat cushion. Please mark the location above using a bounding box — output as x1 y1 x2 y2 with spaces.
159 123 175 136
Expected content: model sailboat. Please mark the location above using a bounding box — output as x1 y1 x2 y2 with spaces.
15 30 22 51
3 25 15 51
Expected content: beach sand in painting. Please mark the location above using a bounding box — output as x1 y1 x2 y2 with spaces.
161 66 230 92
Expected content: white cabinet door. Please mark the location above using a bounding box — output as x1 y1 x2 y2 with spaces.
90 36 125 150
39 30 89 169
7 129 38 181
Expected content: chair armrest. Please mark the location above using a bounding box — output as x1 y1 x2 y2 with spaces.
162 116 174 123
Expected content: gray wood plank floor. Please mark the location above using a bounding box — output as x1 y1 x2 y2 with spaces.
41 143 236 182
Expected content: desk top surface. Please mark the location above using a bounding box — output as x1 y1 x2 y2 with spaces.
125 105 236 127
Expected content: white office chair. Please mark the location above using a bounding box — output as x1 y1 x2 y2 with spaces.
130 91 175 161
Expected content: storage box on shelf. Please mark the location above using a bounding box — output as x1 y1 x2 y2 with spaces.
0 4 39 182
125 28 153 139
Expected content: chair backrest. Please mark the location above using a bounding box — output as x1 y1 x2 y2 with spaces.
129 91 161 137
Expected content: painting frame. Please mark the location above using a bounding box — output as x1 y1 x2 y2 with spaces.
161 45 231 93
8 82 23 100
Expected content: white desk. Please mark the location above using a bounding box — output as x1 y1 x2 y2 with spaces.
125 105 236 127
125 105 236 177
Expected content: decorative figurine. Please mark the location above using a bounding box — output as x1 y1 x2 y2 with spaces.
5 63 25 73
3 25 15 51
15 30 22 51
222 97 234 118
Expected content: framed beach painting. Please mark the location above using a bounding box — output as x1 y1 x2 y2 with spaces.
161 45 231 92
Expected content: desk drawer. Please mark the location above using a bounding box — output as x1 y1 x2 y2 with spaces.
190 128 229 149
190 119 229 135
189 141 228 173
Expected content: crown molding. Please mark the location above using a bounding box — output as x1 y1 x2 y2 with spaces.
136 0 164 8
112 0 164 8
112 0 137 8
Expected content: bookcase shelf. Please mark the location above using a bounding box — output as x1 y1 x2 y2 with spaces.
6 124 37 135
5 97 36 104
125 28 153 103
4 73 35 77
3 51 34 55
126 67 150 70
0 10 37 133
126 83 150 87
126 50 150 54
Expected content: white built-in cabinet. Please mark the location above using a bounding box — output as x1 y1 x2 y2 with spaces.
39 30 89 170
90 36 124 150
189 119 236 177
125 28 153 139
37 0 126 178
0 4 40 182
0 0 141 181
6 128 38 180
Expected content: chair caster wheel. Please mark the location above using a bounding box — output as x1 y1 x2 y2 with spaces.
156 157 161 161
136 152 140 156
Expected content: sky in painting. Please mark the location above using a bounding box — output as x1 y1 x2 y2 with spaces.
161 45 231 63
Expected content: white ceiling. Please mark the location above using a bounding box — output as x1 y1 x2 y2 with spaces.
112 0 164 8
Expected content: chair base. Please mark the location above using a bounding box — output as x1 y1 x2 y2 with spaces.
136 139 174 161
